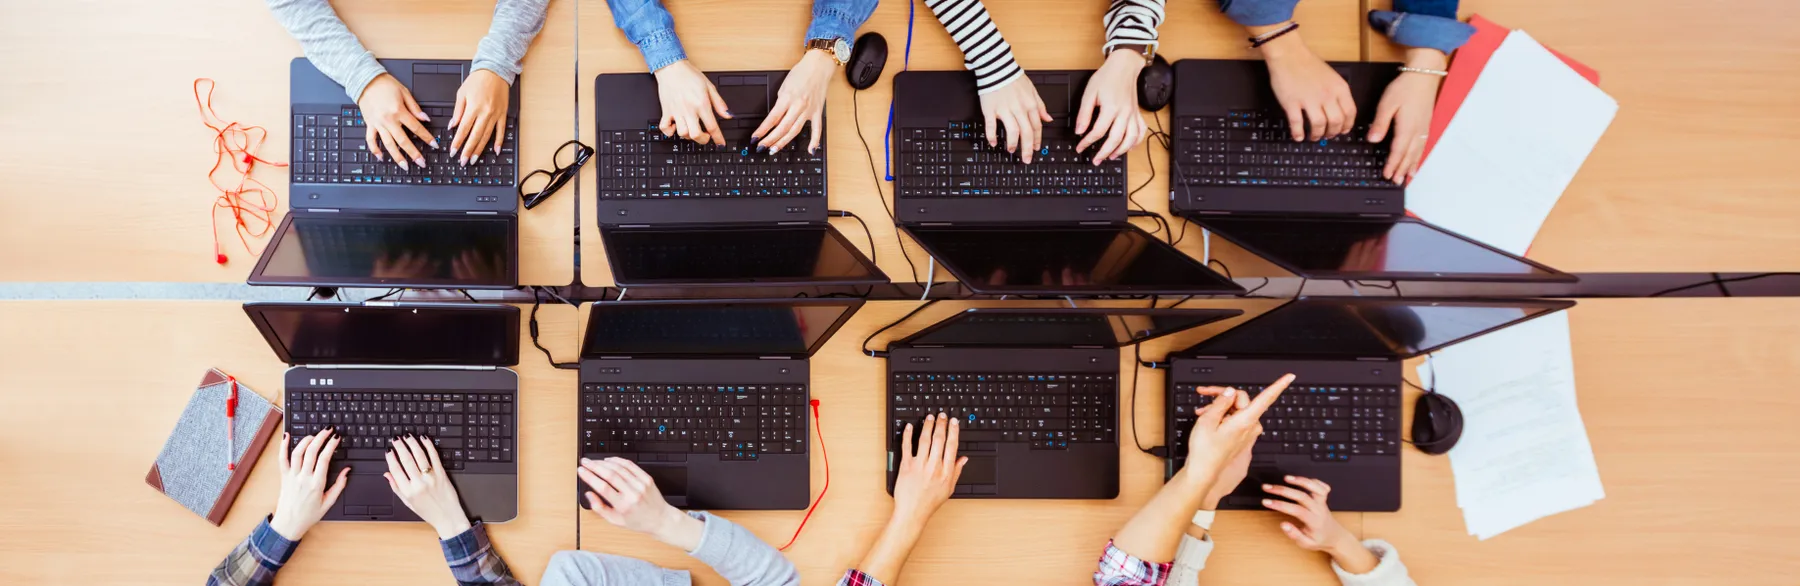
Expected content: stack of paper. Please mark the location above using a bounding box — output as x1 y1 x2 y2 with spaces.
1429 311 1605 540
1406 29 1619 256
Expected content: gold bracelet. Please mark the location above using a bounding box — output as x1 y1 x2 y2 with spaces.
1398 66 1449 77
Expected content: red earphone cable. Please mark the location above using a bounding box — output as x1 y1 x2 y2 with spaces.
194 79 285 264
777 399 829 551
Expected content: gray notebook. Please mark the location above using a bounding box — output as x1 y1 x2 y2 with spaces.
146 369 282 525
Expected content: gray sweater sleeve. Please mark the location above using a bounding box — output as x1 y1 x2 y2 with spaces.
687 511 801 586
264 0 388 102
471 0 551 85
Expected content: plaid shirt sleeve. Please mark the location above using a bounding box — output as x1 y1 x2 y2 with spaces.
1093 540 1173 586
838 569 887 586
442 521 523 585
207 518 301 586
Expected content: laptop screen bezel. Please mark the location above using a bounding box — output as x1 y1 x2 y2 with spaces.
600 225 888 287
243 301 521 367
895 307 1243 350
247 211 520 290
901 223 1245 296
579 298 864 360
1191 216 1577 283
1174 296 1575 360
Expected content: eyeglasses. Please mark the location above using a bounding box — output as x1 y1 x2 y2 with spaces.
518 140 593 210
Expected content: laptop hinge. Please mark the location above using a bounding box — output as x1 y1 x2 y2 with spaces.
465 211 500 215
917 222 955 227
758 356 795 360
1358 213 1395 218
304 208 341 213
303 364 497 370
617 224 652 229
1078 221 1112 226
776 221 811 226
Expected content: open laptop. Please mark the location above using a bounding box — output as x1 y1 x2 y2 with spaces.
250 58 520 289
1163 297 1574 511
593 72 885 287
891 70 1241 295
886 307 1241 499
1167 59 1573 283
244 301 521 523
577 299 862 509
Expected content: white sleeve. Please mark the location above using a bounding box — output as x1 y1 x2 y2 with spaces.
1332 539 1417 586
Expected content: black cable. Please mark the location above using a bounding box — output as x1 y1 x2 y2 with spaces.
458 289 479 302
529 287 579 370
1207 259 1233 280
853 89 921 284
1648 272 1800 297
860 300 939 358
365 288 402 302
829 209 877 266
1126 210 1171 245
1127 341 1165 457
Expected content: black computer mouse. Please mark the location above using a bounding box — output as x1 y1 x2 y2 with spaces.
847 32 888 91
1137 54 1173 111
1410 392 1464 455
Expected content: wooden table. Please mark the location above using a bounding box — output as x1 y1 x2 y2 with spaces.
7 297 1798 585
0 0 577 286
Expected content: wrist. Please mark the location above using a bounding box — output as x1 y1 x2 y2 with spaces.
267 513 307 542
649 506 705 550
1326 536 1379 573
1104 49 1148 72
1199 495 1223 511
433 517 472 540
652 59 689 77
1402 48 1449 70
1176 465 1219 496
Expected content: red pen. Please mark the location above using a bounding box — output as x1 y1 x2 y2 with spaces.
226 376 239 472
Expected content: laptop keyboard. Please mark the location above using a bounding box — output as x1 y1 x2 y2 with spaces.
889 373 1116 451
285 391 515 470
595 119 824 200
291 106 518 186
579 384 808 461
896 120 1126 197
1170 383 1400 468
1173 111 1392 189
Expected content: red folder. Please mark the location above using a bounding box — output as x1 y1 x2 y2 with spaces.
1420 15 1601 164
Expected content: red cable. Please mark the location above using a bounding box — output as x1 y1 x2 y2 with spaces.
777 399 828 551
194 79 286 264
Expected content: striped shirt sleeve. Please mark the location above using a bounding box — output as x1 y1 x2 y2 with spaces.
923 0 1024 95
1103 0 1167 55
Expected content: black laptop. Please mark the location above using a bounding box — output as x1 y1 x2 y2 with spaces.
245 301 521 523
592 72 884 287
252 59 521 289
1167 59 1573 283
890 71 1240 295
886 307 1240 499
1163 296 1574 511
577 299 862 509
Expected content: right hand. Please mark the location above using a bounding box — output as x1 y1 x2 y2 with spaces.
1263 475 1381 573
1183 375 1293 477
268 428 351 541
892 413 966 523
1256 29 1356 141
357 73 436 170
384 434 472 540
578 457 705 549
653 60 731 146
978 77 1053 164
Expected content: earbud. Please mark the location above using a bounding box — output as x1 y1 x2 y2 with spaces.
216 253 228 265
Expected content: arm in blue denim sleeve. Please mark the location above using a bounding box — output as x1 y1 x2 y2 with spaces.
1216 0 1300 28
1368 0 1474 54
806 0 879 43
603 0 688 72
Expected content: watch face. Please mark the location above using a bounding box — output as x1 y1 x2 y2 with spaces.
833 39 851 64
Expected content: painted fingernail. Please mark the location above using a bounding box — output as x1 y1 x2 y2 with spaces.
397 159 410 171
414 156 426 168
429 140 440 148
1222 389 1235 397
1286 475 1298 481
1263 499 1274 506
580 457 591 464
1263 484 1274 490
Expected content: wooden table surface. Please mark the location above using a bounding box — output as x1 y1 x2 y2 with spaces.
4 297 1799 585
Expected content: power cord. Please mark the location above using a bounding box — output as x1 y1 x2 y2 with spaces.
1206 258 1273 298
1126 210 1172 245
529 286 579 370
828 209 878 266
861 299 939 358
853 88 922 283
776 399 830 551
1127 342 1168 458
1647 272 1800 297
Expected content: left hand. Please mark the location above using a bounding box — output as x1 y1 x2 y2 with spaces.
754 49 837 155
450 69 511 167
384 434 472 540
268 428 351 541
1074 50 1150 165
1263 475 1380 573
1367 49 1449 182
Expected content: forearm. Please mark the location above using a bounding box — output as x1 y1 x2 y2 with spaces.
1103 0 1166 53
264 0 387 102
206 519 300 586
1219 0 1299 28
856 514 927 584
472 0 551 84
603 0 687 72
922 0 1021 94
442 522 524 586
682 511 802 586
1110 467 1217 563
806 0 879 43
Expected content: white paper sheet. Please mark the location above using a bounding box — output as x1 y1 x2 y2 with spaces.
1407 31 1619 255
1429 311 1605 540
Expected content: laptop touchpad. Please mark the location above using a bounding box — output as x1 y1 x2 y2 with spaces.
346 480 395 506
640 465 689 496
959 456 998 485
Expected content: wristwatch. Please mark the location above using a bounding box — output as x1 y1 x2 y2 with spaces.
1107 42 1156 64
806 37 852 66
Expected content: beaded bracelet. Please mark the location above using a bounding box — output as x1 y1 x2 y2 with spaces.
1398 66 1449 77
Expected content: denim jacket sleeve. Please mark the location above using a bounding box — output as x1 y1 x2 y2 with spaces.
1213 0 1475 54
805 0 879 44
604 0 687 72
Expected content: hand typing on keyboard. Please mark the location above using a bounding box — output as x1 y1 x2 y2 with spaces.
1260 475 1383 574
1253 26 1356 141
753 49 836 155
1075 50 1151 166
448 69 510 167
856 414 964 581
357 73 437 170
1367 49 1451 182
384 434 473 539
268 428 350 541
653 60 731 146
979 76 1053 164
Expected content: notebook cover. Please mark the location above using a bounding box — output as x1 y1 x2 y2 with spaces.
145 369 283 526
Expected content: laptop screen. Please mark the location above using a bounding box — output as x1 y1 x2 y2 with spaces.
900 308 1240 349
581 300 860 358
251 213 517 289
1181 298 1570 359
1196 217 1567 281
604 226 883 286
905 225 1241 295
245 303 519 366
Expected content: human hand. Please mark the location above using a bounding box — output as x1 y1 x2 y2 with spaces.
268 428 351 541
1200 405 1253 510
653 60 731 146
384 434 471 539
753 49 835 155
1367 49 1448 182
893 413 966 525
1183 375 1293 480
577 457 706 550
372 251 435 279
979 77 1053 164
1074 50 1149 165
357 73 436 170
1263 475 1380 573
449 69 510 167
450 250 501 281
1255 28 1355 141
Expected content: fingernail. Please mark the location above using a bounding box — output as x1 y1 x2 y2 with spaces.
374 152 385 161
1263 484 1274 490
397 159 409 171
413 157 426 168
1286 475 1298 481
1222 389 1235 397
429 140 440 148
1263 499 1274 506
580 457 591 464
952 418 960 426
